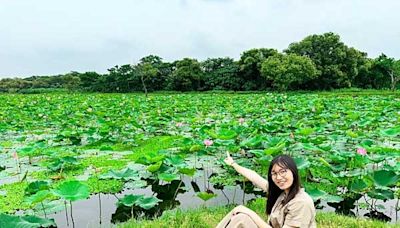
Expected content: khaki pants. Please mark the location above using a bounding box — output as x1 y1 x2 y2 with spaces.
216 211 258 228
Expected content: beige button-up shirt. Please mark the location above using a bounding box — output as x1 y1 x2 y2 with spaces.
267 188 316 228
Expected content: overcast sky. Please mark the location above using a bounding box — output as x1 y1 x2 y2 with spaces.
1 0 399 78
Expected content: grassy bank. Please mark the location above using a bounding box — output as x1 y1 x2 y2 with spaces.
117 198 399 228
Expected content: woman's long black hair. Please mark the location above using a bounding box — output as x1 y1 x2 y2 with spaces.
266 155 301 215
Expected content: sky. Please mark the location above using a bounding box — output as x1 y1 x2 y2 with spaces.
1 0 399 78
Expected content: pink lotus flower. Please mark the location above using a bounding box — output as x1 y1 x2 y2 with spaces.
238 118 245 125
12 151 19 160
203 139 213 147
175 122 184 127
357 148 367 156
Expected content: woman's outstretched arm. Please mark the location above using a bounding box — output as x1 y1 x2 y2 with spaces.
224 152 268 192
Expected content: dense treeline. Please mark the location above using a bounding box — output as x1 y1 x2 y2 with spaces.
1 32 399 93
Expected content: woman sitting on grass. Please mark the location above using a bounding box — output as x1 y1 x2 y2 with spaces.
217 153 316 228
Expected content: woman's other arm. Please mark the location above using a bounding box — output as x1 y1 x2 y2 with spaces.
224 152 268 192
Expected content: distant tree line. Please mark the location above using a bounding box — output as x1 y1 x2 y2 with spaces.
1 32 399 93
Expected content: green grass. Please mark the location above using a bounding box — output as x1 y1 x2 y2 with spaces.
117 198 400 228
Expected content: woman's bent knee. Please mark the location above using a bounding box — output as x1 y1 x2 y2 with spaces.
229 213 258 228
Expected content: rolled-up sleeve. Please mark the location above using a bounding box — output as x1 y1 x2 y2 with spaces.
282 200 313 228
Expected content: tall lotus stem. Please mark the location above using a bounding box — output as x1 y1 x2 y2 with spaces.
221 189 229 204
70 200 75 228
64 201 69 226
232 187 236 203
98 193 102 225
173 175 183 199
395 198 399 221
242 179 245 205
202 164 206 190
41 201 47 218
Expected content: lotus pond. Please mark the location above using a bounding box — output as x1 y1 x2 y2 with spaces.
0 92 399 227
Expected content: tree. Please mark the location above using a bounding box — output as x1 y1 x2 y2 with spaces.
136 55 170 92
285 32 368 89
201 57 241 90
62 72 81 91
372 54 400 91
78 72 101 91
261 53 320 91
238 48 278 90
167 58 203 91
106 64 135 92
135 62 157 96
0 78 31 92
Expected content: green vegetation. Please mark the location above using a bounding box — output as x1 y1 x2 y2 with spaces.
0 182 29 213
0 92 399 227
1 33 399 92
117 198 400 228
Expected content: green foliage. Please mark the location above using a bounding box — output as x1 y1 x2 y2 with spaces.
285 32 368 89
86 176 124 194
158 173 180 182
25 181 51 196
24 190 52 206
99 168 139 181
117 194 161 210
0 92 399 222
0 182 29 213
201 57 241 90
261 53 319 90
238 48 278 90
118 194 145 207
373 170 399 187
371 54 400 90
52 180 90 202
136 55 170 91
196 191 217 202
1 33 398 92
0 213 56 228
167 58 203 91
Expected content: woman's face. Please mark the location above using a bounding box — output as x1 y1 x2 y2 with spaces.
271 163 294 192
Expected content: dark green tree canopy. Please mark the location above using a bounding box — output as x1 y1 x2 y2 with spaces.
167 58 203 91
1 32 398 93
201 57 241 90
238 48 278 90
285 32 368 89
261 53 319 91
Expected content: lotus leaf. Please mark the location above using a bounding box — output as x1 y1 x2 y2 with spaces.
293 157 310 169
158 173 180 182
117 194 144 207
100 168 139 181
240 135 263 148
25 190 52 205
197 191 217 201
147 161 162 172
53 180 90 201
367 188 394 200
0 213 56 228
136 196 161 210
25 181 50 196
380 127 400 137
373 170 399 187
178 167 196 176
